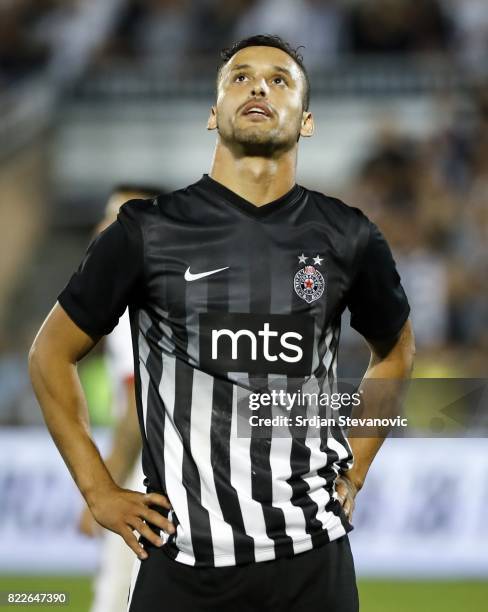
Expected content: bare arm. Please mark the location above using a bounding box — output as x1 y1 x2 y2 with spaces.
78 379 142 537
29 303 173 558
336 319 415 519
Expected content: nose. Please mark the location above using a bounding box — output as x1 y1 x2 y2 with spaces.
251 78 269 98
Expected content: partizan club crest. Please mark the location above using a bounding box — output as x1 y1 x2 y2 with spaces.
294 253 325 303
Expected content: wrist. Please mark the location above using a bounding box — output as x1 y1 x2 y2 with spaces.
82 476 117 510
103 455 127 485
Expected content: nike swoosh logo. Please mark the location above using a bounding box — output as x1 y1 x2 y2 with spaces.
184 266 229 281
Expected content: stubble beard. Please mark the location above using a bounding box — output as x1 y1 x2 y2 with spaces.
222 121 296 158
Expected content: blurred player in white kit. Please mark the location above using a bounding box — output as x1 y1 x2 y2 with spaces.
77 185 162 612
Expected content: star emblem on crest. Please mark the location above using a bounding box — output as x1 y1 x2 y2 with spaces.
313 254 323 266
298 253 308 264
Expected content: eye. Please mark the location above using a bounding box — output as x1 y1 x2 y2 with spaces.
272 76 286 85
234 74 248 82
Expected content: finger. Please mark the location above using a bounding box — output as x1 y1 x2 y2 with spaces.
335 484 347 506
343 497 355 521
129 517 165 548
143 493 172 510
121 527 149 560
141 508 176 534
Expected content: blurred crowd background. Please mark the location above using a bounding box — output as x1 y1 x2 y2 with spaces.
1 0 487 81
0 1 487 603
0 0 486 419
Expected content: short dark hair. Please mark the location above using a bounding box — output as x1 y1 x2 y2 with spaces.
218 34 311 110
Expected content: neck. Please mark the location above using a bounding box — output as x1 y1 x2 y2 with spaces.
209 137 297 206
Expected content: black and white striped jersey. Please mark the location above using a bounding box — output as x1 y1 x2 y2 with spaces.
59 174 410 567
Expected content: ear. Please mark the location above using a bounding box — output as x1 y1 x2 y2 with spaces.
207 106 217 131
300 111 314 138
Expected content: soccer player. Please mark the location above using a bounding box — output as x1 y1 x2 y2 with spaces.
76 185 162 612
29 35 415 612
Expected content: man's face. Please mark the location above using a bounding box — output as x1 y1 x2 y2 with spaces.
209 46 313 156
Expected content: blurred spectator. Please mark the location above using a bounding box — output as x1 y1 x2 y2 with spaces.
186 0 258 57
397 252 449 349
3 0 486 85
0 0 122 85
0 1 52 84
41 0 125 82
443 0 488 68
351 128 451 348
84 0 483 70
346 0 453 54
450 87 488 344
353 125 419 217
348 86 488 350
132 0 190 62
236 0 346 68
101 0 191 72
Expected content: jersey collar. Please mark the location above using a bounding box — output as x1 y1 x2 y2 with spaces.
199 174 303 219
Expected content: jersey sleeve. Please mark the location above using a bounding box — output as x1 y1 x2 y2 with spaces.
57 201 145 338
346 220 410 340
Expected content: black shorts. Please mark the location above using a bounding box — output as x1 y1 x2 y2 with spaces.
127 535 359 612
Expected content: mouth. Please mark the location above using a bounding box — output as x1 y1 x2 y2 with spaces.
241 101 273 119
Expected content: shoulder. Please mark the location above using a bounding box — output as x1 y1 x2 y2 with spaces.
302 187 371 234
117 190 178 231
119 181 200 224
304 187 365 217
118 197 160 223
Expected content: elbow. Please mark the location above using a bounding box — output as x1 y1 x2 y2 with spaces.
28 337 55 417
28 334 51 392
401 320 416 376
28 340 42 387
28 340 37 375
28 338 38 366
404 344 415 377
